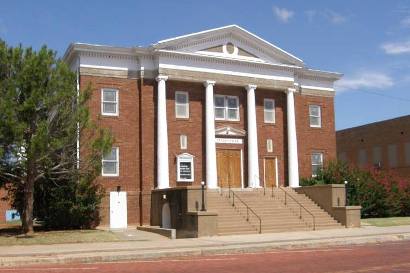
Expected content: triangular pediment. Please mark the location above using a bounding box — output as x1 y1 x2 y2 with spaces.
153 25 304 66
215 126 246 136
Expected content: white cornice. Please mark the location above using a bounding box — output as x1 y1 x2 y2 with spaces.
156 49 301 72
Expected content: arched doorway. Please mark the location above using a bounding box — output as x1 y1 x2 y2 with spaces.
161 202 171 229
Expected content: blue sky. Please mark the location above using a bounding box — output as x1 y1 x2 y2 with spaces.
1 0 409 130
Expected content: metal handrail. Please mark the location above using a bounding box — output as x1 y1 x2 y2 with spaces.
228 187 262 234
278 187 316 230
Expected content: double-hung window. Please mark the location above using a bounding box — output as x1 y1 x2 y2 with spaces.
101 88 119 116
214 95 239 121
264 99 275 123
102 147 119 176
311 152 323 177
175 91 189 118
309 105 321 128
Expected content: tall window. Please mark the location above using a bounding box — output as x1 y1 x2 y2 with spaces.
175 91 189 118
264 99 275 123
309 105 321 128
101 89 118 116
311 152 323 177
214 95 239 121
388 144 398 168
102 147 119 176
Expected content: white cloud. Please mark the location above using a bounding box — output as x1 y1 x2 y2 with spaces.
335 72 394 92
304 9 347 24
272 6 294 23
381 41 410 55
324 10 347 24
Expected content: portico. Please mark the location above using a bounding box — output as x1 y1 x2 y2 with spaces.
154 74 301 189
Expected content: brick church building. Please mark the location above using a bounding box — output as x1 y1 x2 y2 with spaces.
63 25 342 230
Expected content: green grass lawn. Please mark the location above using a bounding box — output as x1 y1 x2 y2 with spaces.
362 217 410 227
0 223 121 246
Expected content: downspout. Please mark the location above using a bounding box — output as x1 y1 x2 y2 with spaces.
138 63 144 226
76 56 80 170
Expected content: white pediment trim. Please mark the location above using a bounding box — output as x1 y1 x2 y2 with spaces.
215 126 246 136
177 152 195 158
153 25 304 67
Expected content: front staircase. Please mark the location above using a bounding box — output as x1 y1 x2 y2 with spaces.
207 187 343 236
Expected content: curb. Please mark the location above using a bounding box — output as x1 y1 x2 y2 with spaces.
1 233 410 267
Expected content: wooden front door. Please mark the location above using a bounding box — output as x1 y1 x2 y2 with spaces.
217 149 242 188
264 158 277 188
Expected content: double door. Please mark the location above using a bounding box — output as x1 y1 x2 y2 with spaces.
216 149 242 188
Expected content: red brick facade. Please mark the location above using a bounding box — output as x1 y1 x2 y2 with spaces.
81 75 336 226
336 115 410 179
0 189 10 224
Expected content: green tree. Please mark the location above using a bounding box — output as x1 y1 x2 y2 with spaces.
0 41 112 234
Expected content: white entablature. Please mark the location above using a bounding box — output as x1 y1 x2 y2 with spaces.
63 25 342 94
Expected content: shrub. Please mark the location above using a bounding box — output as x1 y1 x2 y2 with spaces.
301 161 410 218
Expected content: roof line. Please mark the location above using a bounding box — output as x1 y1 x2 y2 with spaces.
337 114 410 132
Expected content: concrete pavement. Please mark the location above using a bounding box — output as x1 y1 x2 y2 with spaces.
1 225 410 267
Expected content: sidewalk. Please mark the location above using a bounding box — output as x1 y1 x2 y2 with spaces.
1 225 410 267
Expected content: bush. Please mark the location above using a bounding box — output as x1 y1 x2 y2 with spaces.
34 176 104 229
301 161 410 218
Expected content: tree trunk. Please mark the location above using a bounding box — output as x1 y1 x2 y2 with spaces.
21 161 35 235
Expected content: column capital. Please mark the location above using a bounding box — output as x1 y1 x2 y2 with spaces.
246 84 257 91
156 75 168 82
203 80 216 87
286 87 297 94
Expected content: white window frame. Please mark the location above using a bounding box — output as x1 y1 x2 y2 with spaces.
214 95 240 121
102 147 119 177
309 105 321 128
180 135 188 150
101 88 119 116
175 91 189 119
266 139 273 153
176 153 194 182
264 98 275 124
311 152 323 177
214 94 226 120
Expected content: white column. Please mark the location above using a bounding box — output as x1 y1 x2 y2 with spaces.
204 80 218 189
246 84 260 188
286 88 300 188
156 75 169 189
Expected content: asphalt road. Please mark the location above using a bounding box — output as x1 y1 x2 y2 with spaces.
1 241 410 273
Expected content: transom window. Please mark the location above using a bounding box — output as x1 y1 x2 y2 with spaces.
264 99 275 123
175 91 189 118
101 89 119 116
102 147 119 176
309 105 321 128
311 152 323 177
214 95 239 121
